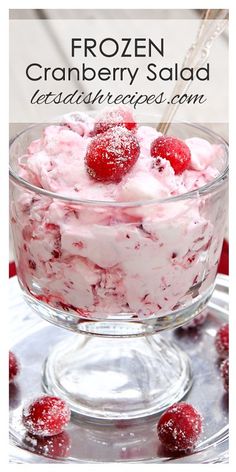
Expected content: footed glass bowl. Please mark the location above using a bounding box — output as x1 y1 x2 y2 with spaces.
9 117 228 421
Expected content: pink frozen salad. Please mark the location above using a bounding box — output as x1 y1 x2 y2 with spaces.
11 106 226 319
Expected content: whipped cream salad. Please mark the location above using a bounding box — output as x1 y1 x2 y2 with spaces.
10 106 227 320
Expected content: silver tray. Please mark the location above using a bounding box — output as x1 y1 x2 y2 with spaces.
9 274 229 463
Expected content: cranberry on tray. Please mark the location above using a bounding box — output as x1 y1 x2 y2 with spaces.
220 358 229 392
9 351 20 382
215 323 229 359
22 395 71 437
157 402 203 453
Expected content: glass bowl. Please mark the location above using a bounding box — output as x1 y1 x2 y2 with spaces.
9 116 228 421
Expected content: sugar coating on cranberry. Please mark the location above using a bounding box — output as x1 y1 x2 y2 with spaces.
215 323 229 359
94 106 137 135
22 395 71 437
9 351 20 382
157 402 203 452
151 136 191 174
220 358 229 392
85 127 140 183
24 431 71 459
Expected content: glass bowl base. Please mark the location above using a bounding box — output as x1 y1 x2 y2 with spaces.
9 274 229 463
22 283 214 336
42 334 192 421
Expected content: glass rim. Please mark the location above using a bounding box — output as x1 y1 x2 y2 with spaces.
9 120 229 207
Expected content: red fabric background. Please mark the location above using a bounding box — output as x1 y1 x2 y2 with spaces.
9 239 229 278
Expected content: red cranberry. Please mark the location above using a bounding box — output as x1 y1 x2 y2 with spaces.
220 358 229 392
151 136 191 174
215 323 229 359
85 127 140 182
9 351 20 382
157 402 203 453
22 395 71 437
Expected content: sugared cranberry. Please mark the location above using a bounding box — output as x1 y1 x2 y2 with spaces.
94 106 137 135
9 351 20 382
220 358 229 392
85 127 140 182
151 136 191 174
215 323 229 359
157 402 203 452
24 431 72 459
22 395 71 437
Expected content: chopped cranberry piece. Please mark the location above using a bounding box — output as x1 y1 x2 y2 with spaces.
72 241 84 249
28 259 36 270
45 223 62 258
22 225 33 241
51 250 61 258
45 223 59 231
187 255 196 264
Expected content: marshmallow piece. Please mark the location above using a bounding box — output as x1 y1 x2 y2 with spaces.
186 137 214 171
118 172 169 202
